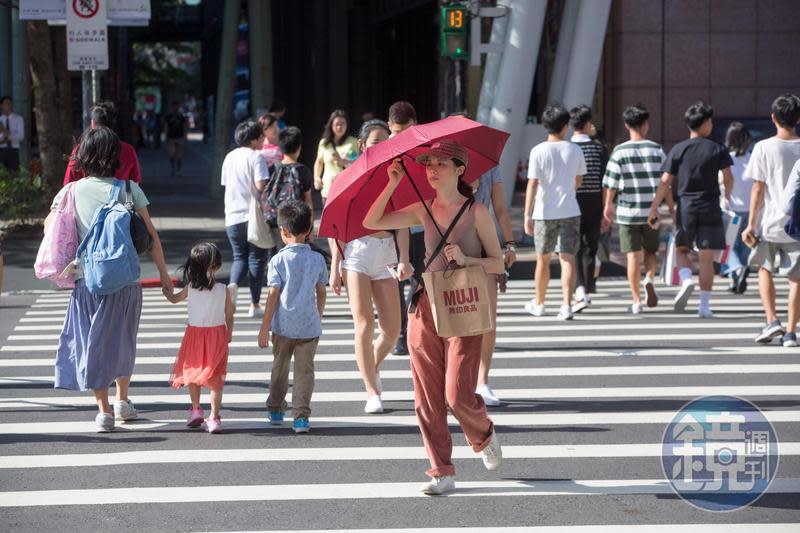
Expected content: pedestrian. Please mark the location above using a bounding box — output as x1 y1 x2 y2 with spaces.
388 100 420 356
363 140 504 496
720 122 753 294
268 100 287 131
165 242 234 433
0 95 24 172
328 119 413 414
569 105 608 311
523 104 587 320
48 126 173 432
221 119 271 318
648 101 734 318
64 102 142 185
741 93 800 346
313 110 358 202
258 201 328 433
164 101 187 176
602 103 668 314
258 112 282 168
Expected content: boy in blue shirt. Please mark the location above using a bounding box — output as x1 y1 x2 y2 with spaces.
258 201 328 433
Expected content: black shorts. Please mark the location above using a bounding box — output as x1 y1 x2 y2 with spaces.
675 203 725 250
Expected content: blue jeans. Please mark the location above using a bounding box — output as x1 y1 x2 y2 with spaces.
226 222 269 304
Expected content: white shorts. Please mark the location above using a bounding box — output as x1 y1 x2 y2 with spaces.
341 236 398 281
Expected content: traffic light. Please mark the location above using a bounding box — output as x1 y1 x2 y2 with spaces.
441 4 468 59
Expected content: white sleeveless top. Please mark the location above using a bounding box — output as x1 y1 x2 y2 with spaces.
187 284 227 327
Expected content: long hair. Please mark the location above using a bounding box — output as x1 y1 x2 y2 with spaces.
725 121 751 157
453 158 474 200
321 109 349 147
180 242 223 291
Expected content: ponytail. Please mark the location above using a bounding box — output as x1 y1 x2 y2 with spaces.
452 158 473 201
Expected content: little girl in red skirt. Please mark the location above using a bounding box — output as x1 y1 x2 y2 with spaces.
166 242 234 433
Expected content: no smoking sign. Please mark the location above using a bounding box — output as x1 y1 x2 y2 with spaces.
73 0 100 19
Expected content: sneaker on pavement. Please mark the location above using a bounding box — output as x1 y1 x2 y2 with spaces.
481 431 503 471
698 306 714 319
557 305 573 321
572 298 589 314
783 332 798 347
113 399 138 421
673 279 695 312
524 300 545 317
293 417 310 433
392 336 409 356
629 303 643 315
476 384 501 407
755 320 785 344
645 279 658 308
364 395 384 414
186 407 204 427
95 412 115 433
268 411 285 425
204 416 222 434
420 475 455 495
247 305 264 318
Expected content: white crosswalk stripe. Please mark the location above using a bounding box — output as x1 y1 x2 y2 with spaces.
1 278 797 529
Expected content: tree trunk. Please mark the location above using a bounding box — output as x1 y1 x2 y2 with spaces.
26 21 65 189
51 26 75 150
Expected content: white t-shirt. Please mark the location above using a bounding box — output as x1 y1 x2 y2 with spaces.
723 151 752 212
743 137 800 243
221 147 270 226
527 140 586 220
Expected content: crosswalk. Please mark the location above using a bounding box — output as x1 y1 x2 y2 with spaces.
0 278 798 530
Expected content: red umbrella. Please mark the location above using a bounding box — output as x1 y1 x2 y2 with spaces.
318 116 509 242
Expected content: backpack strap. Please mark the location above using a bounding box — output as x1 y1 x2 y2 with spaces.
108 179 123 204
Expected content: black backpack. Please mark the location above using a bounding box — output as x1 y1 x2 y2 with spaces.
262 163 306 228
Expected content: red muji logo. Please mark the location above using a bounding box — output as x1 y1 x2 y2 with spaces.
442 286 480 307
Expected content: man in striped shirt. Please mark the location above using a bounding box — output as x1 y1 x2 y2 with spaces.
570 105 608 311
602 103 670 314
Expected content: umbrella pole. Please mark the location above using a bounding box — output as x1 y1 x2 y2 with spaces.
399 158 445 239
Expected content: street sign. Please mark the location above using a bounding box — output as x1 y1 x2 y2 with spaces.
20 0 151 21
66 0 108 71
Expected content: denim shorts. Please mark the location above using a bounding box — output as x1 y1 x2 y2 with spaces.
342 235 398 281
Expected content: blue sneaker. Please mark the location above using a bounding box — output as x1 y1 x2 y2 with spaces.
268 411 284 425
783 332 798 348
293 417 310 433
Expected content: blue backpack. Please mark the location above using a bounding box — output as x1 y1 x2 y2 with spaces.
75 180 141 294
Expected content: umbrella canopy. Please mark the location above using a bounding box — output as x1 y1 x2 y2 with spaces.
318 116 510 242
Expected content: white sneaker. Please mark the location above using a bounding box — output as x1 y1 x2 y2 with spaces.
524 299 545 317
364 395 384 414
95 412 115 432
113 399 137 421
572 298 590 314
481 431 503 470
375 371 382 395
248 305 264 318
420 475 455 495
476 384 501 407
698 306 714 319
557 305 573 321
227 283 238 315
629 302 642 315
674 279 695 312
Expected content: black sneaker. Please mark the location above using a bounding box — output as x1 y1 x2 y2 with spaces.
392 336 409 356
736 267 750 294
755 320 785 344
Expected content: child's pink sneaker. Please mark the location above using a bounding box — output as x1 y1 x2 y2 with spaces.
204 416 222 434
186 407 204 427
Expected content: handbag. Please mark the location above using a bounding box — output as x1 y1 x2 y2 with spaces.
415 198 494 338
34 183 78 288
124 179 152 255
247 178 275 249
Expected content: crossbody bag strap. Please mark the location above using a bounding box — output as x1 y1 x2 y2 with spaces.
421 197 474 274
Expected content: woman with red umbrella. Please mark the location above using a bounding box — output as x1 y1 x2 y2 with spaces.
363 140 504 495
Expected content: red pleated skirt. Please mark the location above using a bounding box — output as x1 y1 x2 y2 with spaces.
169 325 229 392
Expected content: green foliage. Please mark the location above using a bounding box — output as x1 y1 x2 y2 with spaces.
0 166 50 224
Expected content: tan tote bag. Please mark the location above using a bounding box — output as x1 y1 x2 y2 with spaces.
414 198 494 338
247 181 275 250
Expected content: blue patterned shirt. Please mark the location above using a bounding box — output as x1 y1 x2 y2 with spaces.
266 244 328 339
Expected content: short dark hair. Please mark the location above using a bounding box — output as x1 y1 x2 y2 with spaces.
771 93 800 129
322 109 349 147
74 126 121 177
541 104 570 134
0 95 11 105
358 119 391 144
725 121 751 157
684 101 714 130
234 119 263 147
90 101 117 131
278 126 302 154
569 105 592 130
181 242 222 291
622 103 650 128
277 200 312 236
388 101 417 125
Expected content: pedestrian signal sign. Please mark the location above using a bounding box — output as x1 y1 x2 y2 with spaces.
440 4 468 59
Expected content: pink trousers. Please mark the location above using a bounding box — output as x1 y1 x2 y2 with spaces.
408 291 494 477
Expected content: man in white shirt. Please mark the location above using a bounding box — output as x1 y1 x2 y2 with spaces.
0 96 24 172
523 104 587 320
742 93 800 347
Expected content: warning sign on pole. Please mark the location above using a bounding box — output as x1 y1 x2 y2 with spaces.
67 0 109 71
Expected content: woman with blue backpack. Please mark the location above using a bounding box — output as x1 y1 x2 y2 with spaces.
45 126 174 432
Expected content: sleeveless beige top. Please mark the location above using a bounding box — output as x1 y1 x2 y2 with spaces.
422 200 482 273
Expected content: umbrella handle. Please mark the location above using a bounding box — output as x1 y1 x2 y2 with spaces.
399 157 446 239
